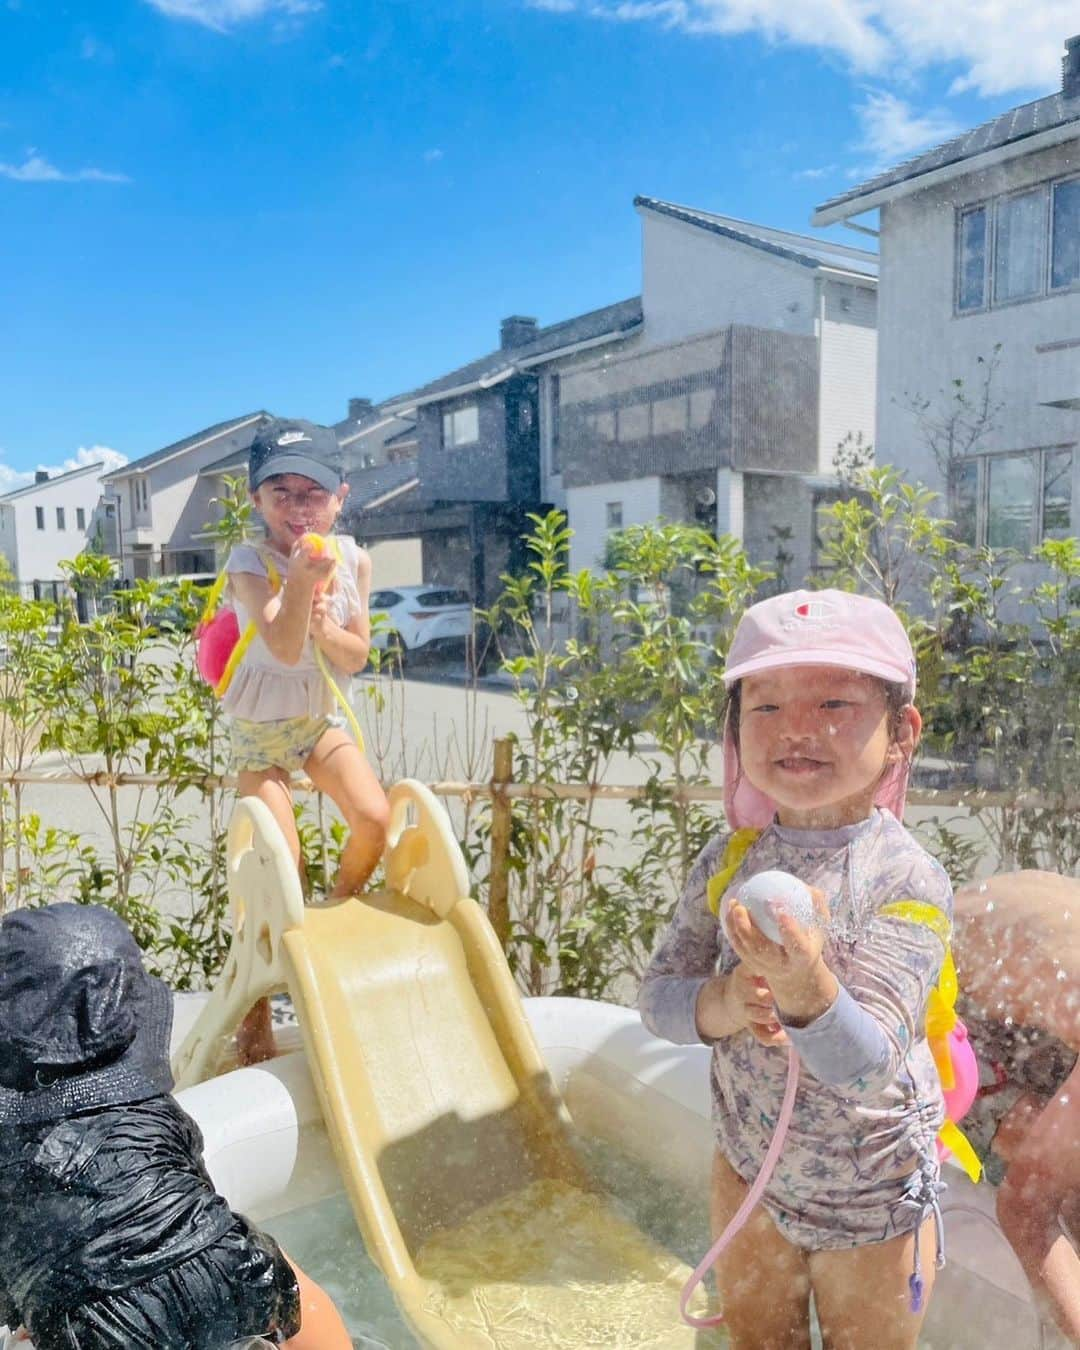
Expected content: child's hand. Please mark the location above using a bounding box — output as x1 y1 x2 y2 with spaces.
694 967 786 1045
308 591 336 643
726 964 787 1047
289 536 337 592
725 888 834 1017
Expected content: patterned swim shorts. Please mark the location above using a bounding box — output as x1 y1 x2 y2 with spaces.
228 714 346 774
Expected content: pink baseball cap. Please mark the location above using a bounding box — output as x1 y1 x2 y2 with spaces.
721 589 917 829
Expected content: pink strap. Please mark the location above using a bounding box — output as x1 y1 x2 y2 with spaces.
680 1046 801 1328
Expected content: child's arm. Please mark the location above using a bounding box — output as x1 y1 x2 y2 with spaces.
639 838 783 1047
730 851 952 1097
308 545 372 675
229 542 332 667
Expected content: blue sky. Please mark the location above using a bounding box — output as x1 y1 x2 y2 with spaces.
1 0 1072 484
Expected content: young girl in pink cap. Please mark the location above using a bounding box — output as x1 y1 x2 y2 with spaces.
640 588 951 1349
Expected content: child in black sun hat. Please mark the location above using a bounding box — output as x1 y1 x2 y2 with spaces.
0 903 350 1350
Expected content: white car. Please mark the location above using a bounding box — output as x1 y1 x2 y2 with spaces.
368 584 474 661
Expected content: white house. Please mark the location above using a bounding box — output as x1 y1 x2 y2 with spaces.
812 34 1080 554
0 462 111 596
539 197 879 577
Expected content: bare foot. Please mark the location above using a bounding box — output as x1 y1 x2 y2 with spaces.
236 997 277 1066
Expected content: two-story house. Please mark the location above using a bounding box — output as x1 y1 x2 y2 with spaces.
542 198 879 576
0 461 113 599
378 197 878 594
813 34 1080 554
378 303 643 601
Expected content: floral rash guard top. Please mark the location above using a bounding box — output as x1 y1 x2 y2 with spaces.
639 809 952 1251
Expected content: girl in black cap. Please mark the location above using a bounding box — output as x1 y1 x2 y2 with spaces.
0 903 352 1350
225 415 391 1061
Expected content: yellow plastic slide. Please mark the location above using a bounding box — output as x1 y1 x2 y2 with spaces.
173 782 719 1348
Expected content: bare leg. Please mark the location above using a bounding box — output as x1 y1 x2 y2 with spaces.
304 727 389 898
810 1219 938 1350
281 1255 352 1350
234 768 299 1065
709 1148 813 1349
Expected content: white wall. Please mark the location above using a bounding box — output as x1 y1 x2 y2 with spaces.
0 467 107 583
367 538 423 588
640 212 818 349
876 140 1080 497
818 278 878 473
567 477 663 573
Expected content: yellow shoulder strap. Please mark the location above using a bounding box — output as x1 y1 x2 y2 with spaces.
879 899 982 1183
706 828 762 915
212 553 281 699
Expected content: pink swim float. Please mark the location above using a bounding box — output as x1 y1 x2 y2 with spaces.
936 1019 979 1162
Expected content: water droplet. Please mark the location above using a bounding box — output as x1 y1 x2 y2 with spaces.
978 882 989 893
1004 1016 1014 1027
1057 969 1067 981
985 900 995 912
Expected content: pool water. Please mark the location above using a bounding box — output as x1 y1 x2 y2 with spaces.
265 1137 711 1349
265 1139 1044 1350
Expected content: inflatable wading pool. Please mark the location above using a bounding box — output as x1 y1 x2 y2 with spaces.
1 783 1053 1348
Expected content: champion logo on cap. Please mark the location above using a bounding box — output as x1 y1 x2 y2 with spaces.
781 597 838 630
276 431 311 447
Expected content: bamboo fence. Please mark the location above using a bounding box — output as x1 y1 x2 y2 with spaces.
3 738 1077 952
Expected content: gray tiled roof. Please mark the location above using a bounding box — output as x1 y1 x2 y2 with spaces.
102 412 272 482
385 297 643 409
635 196 878 277
343 458 419 514
815 88 1080 221
383 424 419 448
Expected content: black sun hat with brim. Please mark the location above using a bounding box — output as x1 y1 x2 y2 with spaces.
0 903 174 1125
248 417 345 495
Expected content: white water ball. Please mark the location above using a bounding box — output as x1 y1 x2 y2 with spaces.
737 871 815 944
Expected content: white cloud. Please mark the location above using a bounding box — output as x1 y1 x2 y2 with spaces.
142 0 320 31
56 445 129 477
855 89 961 165
0 153 130 184
423 148 444 162
526 0 577 11
537 0 1074 96
0 446 127 496
794 165 837 180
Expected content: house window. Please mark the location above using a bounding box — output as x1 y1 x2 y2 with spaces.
994 189 1046 305
653 393 688 436
550 375 561 475
441 405 479 448
35 507 45 530
950 459 979 546
605 501 623 529
950 446 1074 550
56 507 66 530
987 454 1036 549
1043 448 1073 538
618 402 649 442
77 507 86 529
956 206 988 312
1051 178 1080 291
956 174 1080 314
